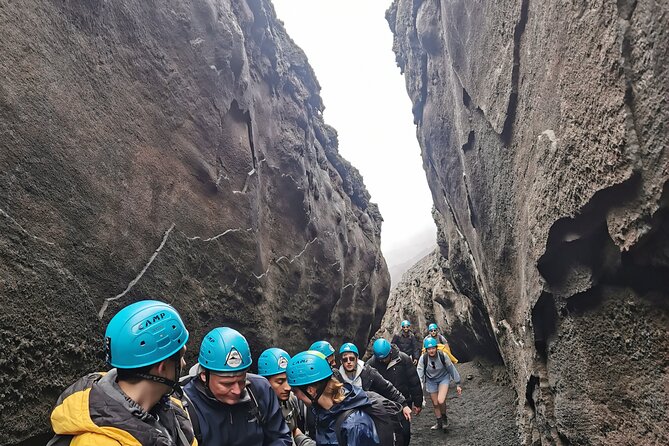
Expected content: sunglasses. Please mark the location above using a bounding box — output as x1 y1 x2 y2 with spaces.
341 356 357 363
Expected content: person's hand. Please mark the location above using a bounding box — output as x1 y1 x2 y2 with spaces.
402 406 412 421
285 412 297 433
292 427 303 438
456 385 462 397
413 406 422 415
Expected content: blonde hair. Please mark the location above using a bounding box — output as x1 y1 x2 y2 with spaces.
324 377 345 404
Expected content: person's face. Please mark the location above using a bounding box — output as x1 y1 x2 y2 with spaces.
402 326 410 333
341 353 357 372
294 386 314 406
429 329 438 337
427 346 437 357
203 372 247 404
326 354 336 368
267 373 291 402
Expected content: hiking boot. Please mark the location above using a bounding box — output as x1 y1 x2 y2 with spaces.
441 414 449 431
430 420 443 430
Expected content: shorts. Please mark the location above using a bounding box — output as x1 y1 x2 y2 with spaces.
425 376 451 394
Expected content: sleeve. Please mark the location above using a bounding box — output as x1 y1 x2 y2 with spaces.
391 334 399 345
447 362 461 386
412 335 421 360
260 384 293 446
294 433 316 446
404 356 423 407
416 354 425 385
368 367 406 406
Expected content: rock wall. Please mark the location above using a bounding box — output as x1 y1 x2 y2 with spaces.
0 1 390 444
388 0 668 444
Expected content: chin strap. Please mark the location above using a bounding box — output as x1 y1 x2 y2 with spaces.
299 380 328 408
135 360 183 395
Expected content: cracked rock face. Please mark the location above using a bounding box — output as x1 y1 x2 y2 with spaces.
0 1 389 443
388 0 668 443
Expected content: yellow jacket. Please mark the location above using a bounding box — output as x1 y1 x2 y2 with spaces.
48 371 197 446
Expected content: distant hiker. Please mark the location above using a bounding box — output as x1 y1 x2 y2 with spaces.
391 320 421 364
182 327 291 446
424 323 448 345
309 340 337 368
367 339 423 446
258 348 315 446
47 300 196 446
287 350 380 446
417 337 462 432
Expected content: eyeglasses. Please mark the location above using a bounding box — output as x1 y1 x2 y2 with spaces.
341 356 357 363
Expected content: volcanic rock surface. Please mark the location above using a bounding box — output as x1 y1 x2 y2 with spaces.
0 1 390 443
387 0 668 444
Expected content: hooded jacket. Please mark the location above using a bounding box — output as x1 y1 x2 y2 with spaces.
313 384 379 446
47 370 197 446
366 344 423 408
338 360 407 408
182 372 291 446
391 331 420 361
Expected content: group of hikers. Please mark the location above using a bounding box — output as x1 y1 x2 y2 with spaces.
47 300 462 446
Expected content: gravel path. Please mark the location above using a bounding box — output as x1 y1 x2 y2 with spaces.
409 361 521 446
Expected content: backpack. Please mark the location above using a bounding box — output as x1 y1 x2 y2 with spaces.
421 343 458 364
335 390 403 446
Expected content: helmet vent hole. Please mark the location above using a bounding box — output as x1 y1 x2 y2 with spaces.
140 341 146 346
172 325 176 330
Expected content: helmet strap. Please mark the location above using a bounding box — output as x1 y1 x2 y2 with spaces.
135 372 179 394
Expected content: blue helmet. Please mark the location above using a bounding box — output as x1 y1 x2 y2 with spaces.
428 323 438 331
424 337 438 349
198 327 252 373
339 342 359 356
104 300 189 369
401 320 411 328
373 339 392 359
287 350 333 386
258 348 291 377
309 340 335 357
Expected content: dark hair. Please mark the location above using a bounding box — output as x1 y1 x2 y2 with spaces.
116 348 183 383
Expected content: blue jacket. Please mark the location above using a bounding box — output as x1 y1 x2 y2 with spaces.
313 384 379 446
183 373 291 446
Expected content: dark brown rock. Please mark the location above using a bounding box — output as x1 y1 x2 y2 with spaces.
388 0 668 443
0 1 389 444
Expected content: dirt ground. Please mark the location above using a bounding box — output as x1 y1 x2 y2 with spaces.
409 361 521 446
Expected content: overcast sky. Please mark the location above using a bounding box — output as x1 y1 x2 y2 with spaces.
271 0 436 265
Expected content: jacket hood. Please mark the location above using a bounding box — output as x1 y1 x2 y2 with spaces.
50 371 152 445
318 383 370 422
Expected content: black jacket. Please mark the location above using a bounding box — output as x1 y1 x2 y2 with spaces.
367 344 423 408
391 331 421 360
339 361 407 407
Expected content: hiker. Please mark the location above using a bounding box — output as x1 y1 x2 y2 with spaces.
258 348 315 446
287 350 380 446
416 337 462 432
182 327 291 446
391 320 421 365
424 323 448 345
47 300 196 446
309 340 337 368
367 339 423 446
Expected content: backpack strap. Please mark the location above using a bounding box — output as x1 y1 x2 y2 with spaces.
335 409 357 446
180 387 202 445
246 381 266 426
438 351 447 367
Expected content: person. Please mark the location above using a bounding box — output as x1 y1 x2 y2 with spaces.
338 342 410 445
182 327 291 446
258 348 315 446
366 339 423 446
391 320 420 365
309 340 337 368
424 323 448 345
47 300 197 446
287 350 380 446
416 337 462 432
